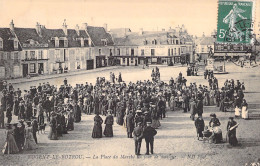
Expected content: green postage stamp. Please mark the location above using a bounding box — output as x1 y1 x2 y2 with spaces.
217 0 255 44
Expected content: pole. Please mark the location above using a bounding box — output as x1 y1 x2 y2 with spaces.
224 53 226 72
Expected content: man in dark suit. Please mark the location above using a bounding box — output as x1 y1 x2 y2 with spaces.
143 122 157 155
133 122 143 155
126 111 135 138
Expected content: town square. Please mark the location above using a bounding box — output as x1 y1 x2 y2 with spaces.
0 0 260 166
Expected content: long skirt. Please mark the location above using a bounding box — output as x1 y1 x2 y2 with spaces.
235 107 241 117
116 115 124 126
48 127 58 140
151 119 161 129
104 124 113 137
24 133 38 150
67 118 74 131
228 131 238 146
241 106 249 119
92 124 102 138
2 135 19 154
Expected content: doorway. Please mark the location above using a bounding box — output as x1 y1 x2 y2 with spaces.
22 64 28 77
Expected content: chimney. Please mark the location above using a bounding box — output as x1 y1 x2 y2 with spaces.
139 28 143 35
82 23 88 30
36 22 42 36
75 24 80 35
62 19 68 36
9 20 14 31
103 23 107 32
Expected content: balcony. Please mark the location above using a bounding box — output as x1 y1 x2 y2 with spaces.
22 58 49 61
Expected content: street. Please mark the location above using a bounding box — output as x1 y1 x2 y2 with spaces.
1 63 260 166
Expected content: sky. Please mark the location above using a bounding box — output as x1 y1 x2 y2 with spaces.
0 0 259 37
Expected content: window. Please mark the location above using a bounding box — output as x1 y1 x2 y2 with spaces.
13 66 19 76
0 67 5 77
201 48 204 52
141 49 144 56
110 49 113 56
14 52 19 63
77 62 80 69
176 40 179 45
55 39 59 48
99 49 102 55
143 40 148 45
101 39 107 46
0 52 3 61
64 40 68 47
171 49 173 56
174 48 176 55
30 63 36 73
38 50 43 59
30 51 35 59
123 58 125 63
25 51 28 59
151 49 155 56
0 39 3 49
131 49 134 56
168 49 170 56
178 48 180 55
14 40 18 49
117 49 120 55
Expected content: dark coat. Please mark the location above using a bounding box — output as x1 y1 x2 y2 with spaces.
126 113 135 132
133 126 143 141
143 126 157 139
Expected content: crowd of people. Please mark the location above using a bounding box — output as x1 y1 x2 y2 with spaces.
0 66 249 155
187 65 199 76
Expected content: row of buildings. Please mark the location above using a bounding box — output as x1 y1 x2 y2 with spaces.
0 21 195 79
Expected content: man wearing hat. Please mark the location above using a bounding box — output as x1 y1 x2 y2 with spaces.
134 110 144 127
133 122 143 155
143 121 157 155
126 111 135 138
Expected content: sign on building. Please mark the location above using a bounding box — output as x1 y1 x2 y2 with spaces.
217 0 254 44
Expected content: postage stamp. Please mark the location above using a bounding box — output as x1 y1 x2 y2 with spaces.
217 0 255 44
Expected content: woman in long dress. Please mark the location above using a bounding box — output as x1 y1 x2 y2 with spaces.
48 113 58 140
2 124 19 154
103 111 114 137
92 113 103 138
24 121 38 150
241 99 249 119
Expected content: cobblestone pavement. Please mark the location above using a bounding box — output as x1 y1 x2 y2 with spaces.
0 63 260 166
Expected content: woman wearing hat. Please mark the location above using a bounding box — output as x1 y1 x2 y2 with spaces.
92 113 103 138
2 123 19 154
24 121 38 150
227 117 238 146
103 110 114 137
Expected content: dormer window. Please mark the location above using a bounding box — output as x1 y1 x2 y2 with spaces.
143 40 148 45
0 38 3 49
64 39 68 47
29 39 35 45
152 39 157 45
14 39 18 50
53 37 59 48
101 39 107 46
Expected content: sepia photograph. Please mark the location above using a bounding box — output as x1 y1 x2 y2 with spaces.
0 0 260 165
